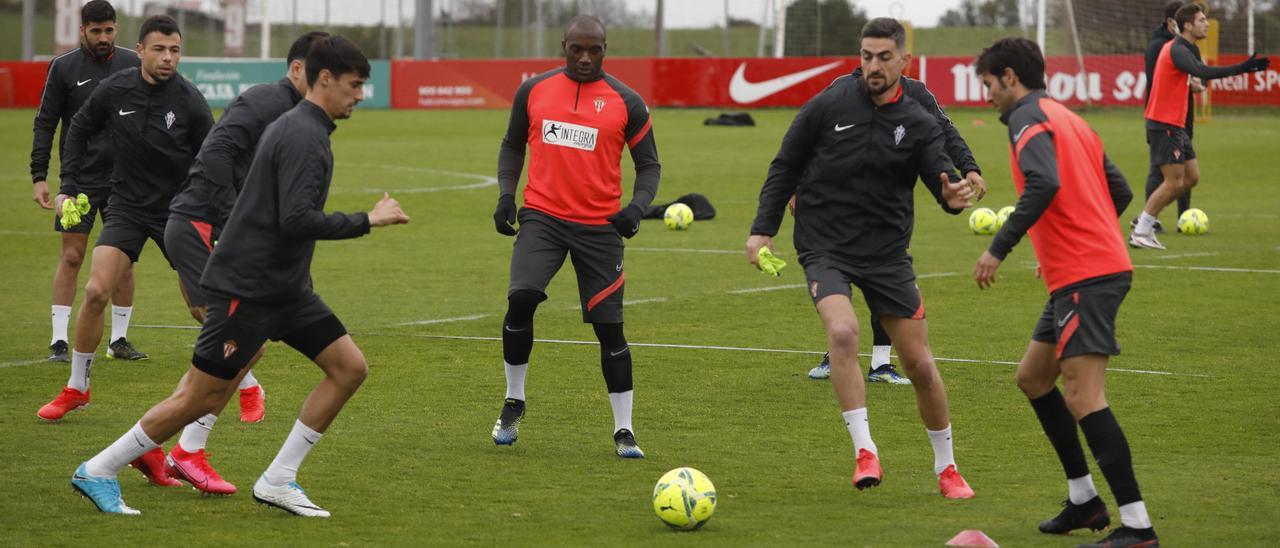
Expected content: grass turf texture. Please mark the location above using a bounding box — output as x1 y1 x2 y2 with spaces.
0 106 1277 546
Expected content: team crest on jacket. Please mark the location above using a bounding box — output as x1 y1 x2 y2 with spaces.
893 125 906 146
165 111 176 129
223 339 238 359
594 97 606 113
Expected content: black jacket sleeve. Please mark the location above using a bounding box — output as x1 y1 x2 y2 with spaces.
750 95 821 236
989 116 1059 261
200 101 262 198
30 58 66 183
1171 40 1251 80
58 82 112 197
276 138 371 240
916 120 963 215
497 80 534 197
623 98 660 209
908 79 980 175
186 92 215 161
1102 154 1132 217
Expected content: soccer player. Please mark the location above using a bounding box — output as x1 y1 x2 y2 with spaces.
157 31 329 495
29 0 145 363
490 15 660 458
1131 3 1270 249
1133 0 1196 235
71 36 408 517
806 65 987 384
972 37 1159 547
746 18 975 498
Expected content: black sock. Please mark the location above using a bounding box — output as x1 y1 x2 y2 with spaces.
1029 387 1091 480
502 290 542 365
593 322 632 393
1079 407 1143 507
1177 189 1192 217
871 313 891 347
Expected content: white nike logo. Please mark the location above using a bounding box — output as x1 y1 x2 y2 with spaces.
118 109 136 116
609 346 629 357
1013 124 1030 143
728 61 844 104
76 79 92 87
1057 310 1075 328
834 123 856 132
504 325 527 333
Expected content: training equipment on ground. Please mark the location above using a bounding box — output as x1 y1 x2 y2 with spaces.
757 247 786 276
996 206 1014 230
652 467 717 530
664 203 694 230
946 529 999 547
969 208 997 235
1177 208 1209 235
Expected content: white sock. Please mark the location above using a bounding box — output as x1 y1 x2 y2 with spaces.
178 413 218 452
68 351 93 392
263 419 323 486
1068 473 1099 505
51 305 72 344
842 408 877 456
608 390 634 433
927 425 957 475
870 345 891 368
1135 212 1158 235
1119 500 1153 529
110 305 132 343
504 361 527 401
238 371 260 390
84 422 158 478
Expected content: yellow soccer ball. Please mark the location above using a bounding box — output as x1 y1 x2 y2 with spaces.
1177 208 1209 235
969 207 997 235
996 206 1015 230
652 467 717 530
664 203 694 230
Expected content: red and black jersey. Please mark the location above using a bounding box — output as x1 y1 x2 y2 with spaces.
498 69 660 225
993 91 1133 293
1146 35 1253 129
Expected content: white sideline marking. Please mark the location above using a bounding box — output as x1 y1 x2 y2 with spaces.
0 358 49 369
1149 252 1218 260
134 323 200 330
623 297 668 306
628 247 747 255
338 163 496 193
727 272 959 294
1132 264 1280 274
398 314 490 326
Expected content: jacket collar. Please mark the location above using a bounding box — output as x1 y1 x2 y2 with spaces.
1000 89 1047 125
300 99 337 134
278 77 303 105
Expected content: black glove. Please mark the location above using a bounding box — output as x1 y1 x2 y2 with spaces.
607 203 644 239
1243 53 1270 72
493 194 517 236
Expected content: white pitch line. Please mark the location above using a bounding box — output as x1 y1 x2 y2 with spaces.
727 272 959 295
0 358 50 369
397 314 490 326
1149 252 1219 260
1132 264 1280 274
623 297 668 306
0 230 57 236
134 323 200 330
628 247 748 255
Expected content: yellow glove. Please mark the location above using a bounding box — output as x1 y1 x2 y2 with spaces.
60 193 91 230
757 247 787 277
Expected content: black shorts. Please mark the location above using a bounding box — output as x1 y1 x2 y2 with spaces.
95 209 170 263
54 185 111 234
1147 124 1196 166
164 216 218 307
192 291 347 380
509 208 625 323
800 253 925 319
1032 272 1132 360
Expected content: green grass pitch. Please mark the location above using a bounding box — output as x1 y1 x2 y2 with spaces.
0 105 1277 546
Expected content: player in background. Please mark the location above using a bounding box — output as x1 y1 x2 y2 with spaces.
972 37 1161 548
29 0 145 363
1134 0 1196 235
1131 3 1270 249
490 15 661 458
156 31 329 496
70 36 408 517
805 65 986 384
747 18 975 498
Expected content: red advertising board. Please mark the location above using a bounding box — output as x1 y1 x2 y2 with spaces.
0 61 50 108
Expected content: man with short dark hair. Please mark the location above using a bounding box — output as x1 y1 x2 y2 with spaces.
70 36 408 517
1133 0 1194 235
972 36 1160 548
747 17 975 498
29 0 144 363
490 15 660 458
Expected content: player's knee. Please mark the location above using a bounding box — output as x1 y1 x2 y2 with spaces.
899 355 937 383
334 357 368 390
505 289 545 328
826 322 860 350
59 247 85 270
82 280 112 310
1016 368 1052 397
1186 173 1200 189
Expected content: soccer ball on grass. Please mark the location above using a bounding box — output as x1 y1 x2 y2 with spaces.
652 467 717 530
968 207 997 235
664 203 694 230
1177 208 1209 235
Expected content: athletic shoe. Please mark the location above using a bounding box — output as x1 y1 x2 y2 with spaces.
48 340 70 363
1076 525 1159 547
239 385 266 423
808 353 831 379
166 446 237 495
852 448 882 490
1039 496 1111 534
1129 217 1164 234
72 463 140 515
1128 231 1165 250
938 464 975 499
867 364 912 385
252 474 330 517
491 398 525 445
106 337 148 360
130 447 183 487
37 387 90 421
614 428 645 459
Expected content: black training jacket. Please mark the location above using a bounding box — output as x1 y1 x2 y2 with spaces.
850 67 980 176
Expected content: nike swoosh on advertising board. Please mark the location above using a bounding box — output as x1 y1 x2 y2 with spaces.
728 60 844 104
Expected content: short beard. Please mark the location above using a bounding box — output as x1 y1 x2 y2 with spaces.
867 75 898 96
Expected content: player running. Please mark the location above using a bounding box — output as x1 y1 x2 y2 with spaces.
156 31 329 496
490 15 661 458
1130 3 1270 249
29 0 145 363
972 37 1160 548
747 18 975 498
71 36 408 517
